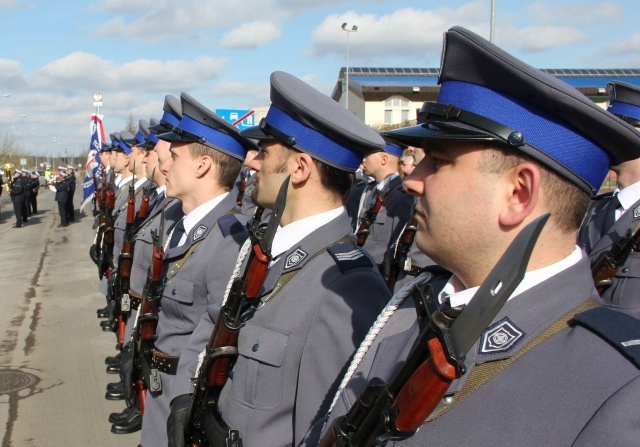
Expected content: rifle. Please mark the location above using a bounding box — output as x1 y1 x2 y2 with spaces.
114 173 137 348
236 168 247 207
386 214 418 293
356 189 384 247
98 171 116 280
319 214 549 447
592 221 640 295
132 206 166 416
184 176 290 447
135 168 155 230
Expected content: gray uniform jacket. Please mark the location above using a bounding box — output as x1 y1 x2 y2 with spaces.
354 175 414 264
578 195 640 317
123 196 182 344
140 193 249 447
322 256 640 447
216 211 391 447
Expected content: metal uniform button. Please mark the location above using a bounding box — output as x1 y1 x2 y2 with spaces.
622 267 629 273
172 287 177 295
252 343 259 352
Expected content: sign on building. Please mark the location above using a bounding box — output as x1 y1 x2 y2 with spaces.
215 109 255 128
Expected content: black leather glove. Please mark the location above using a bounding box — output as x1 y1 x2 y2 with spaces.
167 393 192 447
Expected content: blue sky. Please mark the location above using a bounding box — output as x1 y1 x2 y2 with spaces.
1 0 639 159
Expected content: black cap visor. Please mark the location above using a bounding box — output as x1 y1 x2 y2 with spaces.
239 122 277 142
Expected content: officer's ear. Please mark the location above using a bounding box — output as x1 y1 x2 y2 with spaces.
498 162 540 227
290 152 313 185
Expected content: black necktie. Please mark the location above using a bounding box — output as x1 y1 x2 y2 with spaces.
169 219 185 249
603 194 621 231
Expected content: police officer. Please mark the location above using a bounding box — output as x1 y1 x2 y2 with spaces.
64 165 76 222
320 26 640 447
578 81 640 317
28 170 40 214
10 170 27 228
54 169 70 227
350 136 434 290
166 71 392 447
137 92 255 447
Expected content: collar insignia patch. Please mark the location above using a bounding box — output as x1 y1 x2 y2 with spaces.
193 225 207 241
479 317 525 355
633 205 640 219
284 248 308 269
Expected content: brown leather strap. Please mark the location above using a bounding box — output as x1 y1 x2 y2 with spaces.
151 348 180 375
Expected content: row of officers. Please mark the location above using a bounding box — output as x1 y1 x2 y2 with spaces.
90 27 640 447
0 165 76 227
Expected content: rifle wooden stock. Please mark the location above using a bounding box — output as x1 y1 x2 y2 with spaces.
236 176 246 207
591 221 640 295
356 193 384 247
392 337 456 432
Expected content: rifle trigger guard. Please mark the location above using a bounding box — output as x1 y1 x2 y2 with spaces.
210 346 239 361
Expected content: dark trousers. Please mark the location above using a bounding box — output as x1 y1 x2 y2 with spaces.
57 201 68 225
66 197 74 222
29 194 38 214
13 202 24 226
21 200 28 221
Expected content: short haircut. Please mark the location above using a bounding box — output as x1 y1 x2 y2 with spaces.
478 143 591 233
281 146 354 200
189 142 242 190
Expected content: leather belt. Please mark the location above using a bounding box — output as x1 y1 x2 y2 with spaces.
129 291 142 310
151 349 179 375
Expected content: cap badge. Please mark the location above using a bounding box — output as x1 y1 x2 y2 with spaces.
284 248 308 269
479 317 525 355
193 225 207 241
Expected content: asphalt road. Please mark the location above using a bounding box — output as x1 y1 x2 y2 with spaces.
0 188 138 446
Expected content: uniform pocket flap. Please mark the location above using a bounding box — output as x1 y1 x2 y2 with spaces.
238 322 289 367
162 276 195 304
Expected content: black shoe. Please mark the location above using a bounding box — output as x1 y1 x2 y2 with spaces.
106 363 121 374
97 306 109 318
100 320 112 332
13 224 22 228
110 407 142 434
108 405 135 423
105 353 122 365
106 381 121 390
105 387 125 400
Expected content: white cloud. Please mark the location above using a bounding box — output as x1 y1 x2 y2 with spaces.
500 25 591 52
219 21 282 49
29 52 228 93
99 0 159 12
0 59 28 90
601 32 640 55
525 1 623 26
309 3 489 64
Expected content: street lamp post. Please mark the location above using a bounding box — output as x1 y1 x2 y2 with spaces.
341 23 358 111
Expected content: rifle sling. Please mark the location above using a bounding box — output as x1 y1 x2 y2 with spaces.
425 297 599 423
116 185 145 215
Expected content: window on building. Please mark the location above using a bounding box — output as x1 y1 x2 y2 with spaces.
384 96 411 124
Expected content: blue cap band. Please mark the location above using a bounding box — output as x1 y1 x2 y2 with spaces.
438 80 610 191
384 142 404 157
117 140 132 154
134 131 146 145
608 101 640 122
177 115 245 160
161 111 180 128
265 106 362 170
147 132 159 144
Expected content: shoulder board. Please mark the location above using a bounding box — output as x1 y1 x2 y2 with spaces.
593 191 614 200
573 307 640 369
328 243 373 273
218 213 244 237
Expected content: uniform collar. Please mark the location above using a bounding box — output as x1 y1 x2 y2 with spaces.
440 246 583 308
616 179 640 213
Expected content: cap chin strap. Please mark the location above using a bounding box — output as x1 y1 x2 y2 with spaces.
420 102 526 148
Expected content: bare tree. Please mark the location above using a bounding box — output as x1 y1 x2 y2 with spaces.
125 113 138 134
